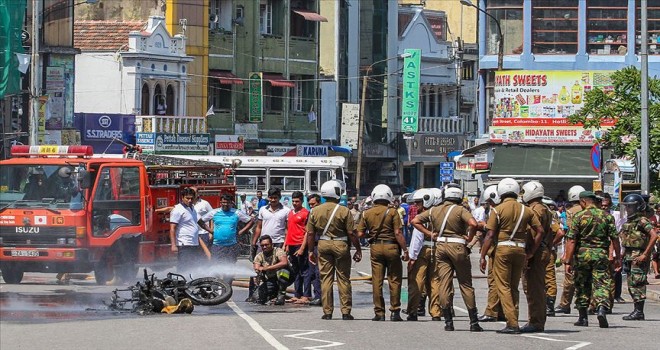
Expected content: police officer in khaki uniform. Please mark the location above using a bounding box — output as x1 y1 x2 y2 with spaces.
307 180 362 320
555 185 586 314
358 184 407 321
413 185 483 332
473 186 506 322
480 178 544 334
405 189 435 321
520 181 554 333
542 196 564 317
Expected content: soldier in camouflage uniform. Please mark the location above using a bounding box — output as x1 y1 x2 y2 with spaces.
562 191 621 328
619 194 658 321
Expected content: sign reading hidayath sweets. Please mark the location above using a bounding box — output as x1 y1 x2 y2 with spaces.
249 72 263 122
401 49 421 134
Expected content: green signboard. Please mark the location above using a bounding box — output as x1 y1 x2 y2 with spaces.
249 72 263 122
401 49 421 134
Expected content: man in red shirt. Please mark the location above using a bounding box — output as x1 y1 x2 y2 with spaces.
285 191 311 303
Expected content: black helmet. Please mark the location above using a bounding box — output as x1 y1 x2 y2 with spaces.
621 193 646 218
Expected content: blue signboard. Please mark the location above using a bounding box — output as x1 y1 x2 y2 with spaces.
74 113 135 154
441 175 454 182
440 162 455 169
440 168 454 176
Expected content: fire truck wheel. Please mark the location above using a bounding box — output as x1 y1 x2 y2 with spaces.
1 265 24 284
184 277 233 306
94 257 114 285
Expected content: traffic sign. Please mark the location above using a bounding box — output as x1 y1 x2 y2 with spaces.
440 162 455 169
590 143 601 173
440 168 454 176
441 175 454 182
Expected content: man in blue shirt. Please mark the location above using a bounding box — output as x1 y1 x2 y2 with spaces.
257 190 269 211
200 194 254 280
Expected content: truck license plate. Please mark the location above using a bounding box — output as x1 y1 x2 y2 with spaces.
11 250 39 257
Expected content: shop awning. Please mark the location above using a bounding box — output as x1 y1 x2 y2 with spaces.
210 71 243 85
262 74 295 88
489 146 598 179
292 9 328 22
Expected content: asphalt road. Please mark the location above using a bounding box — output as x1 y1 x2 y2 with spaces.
1 253 659 350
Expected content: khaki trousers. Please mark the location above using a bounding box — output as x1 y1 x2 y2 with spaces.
523 248 551 328
493 245 526 328
434 242 476 310
558 267 575 308
407 245 433 315
318 240 352 315
370 243 402 316
545 250 558 298
483 250 503 318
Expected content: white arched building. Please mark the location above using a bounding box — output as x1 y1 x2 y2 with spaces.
74 16 193 116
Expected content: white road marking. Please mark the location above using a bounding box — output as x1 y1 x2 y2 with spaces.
226 301 288 350
271 329 344 350
521 334 592 350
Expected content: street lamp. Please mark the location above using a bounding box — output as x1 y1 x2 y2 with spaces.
460 0 503 70
355 52 412 196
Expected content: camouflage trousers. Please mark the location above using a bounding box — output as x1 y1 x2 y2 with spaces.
623 254 649 302
574 248 612 310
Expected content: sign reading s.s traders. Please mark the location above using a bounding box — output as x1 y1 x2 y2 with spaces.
249 72 263 122
401 49 421 134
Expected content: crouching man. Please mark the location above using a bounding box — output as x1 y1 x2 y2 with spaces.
248 235 293 305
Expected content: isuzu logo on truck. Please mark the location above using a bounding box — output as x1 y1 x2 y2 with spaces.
16 227 40 234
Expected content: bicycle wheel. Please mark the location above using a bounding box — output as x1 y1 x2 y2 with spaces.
184 277 232 306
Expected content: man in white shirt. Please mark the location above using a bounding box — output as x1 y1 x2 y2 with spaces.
190 187 214 246
169 187 202 274
253 188 290 248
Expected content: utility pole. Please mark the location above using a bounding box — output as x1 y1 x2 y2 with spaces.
356 75 368 196
29 0 41 145
641 0 649 194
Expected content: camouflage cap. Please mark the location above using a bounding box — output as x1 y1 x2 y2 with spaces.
579 191 597 199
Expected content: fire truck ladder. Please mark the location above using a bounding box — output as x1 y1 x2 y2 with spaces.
124 152 233 169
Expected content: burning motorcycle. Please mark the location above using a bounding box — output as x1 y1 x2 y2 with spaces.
107 269 232 314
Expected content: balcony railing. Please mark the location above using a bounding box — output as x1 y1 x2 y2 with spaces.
136 115 207 134
418 117 465 134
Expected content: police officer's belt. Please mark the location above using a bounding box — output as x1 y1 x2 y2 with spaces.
423 241 435 247
498 241 526 248
319 236 348 241
371 239 397 245
436 237 466 245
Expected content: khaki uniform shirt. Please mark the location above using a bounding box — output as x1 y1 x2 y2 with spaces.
254 247 286 279
358 203 401 241
528 201 553 246
415 202 473 238
306 201 354 239
487 198 541 243
566 204 582 231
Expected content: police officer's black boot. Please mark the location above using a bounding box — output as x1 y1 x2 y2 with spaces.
596 305 609 328
546 297 556 317
418 294 427 317
390 310 403 322
555 304 571 314
468 308 483 332
442 308 454 331
622 301 645 321
574 308 588 327
274 292 285 306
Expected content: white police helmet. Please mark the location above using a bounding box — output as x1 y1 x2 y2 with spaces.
444 186 463 201
568 185 586 202
430 188 444 206
522 181 544 203
371 184 394 204
497 178 520 197
320 180 342 199
412 189 435 209
482 185 501 205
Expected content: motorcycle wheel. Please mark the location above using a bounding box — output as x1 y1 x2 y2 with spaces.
184 277 232 306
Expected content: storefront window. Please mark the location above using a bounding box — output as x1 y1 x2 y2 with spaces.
587 0 628 55
486 0 524 55
636 0 660 54
532 0 578 55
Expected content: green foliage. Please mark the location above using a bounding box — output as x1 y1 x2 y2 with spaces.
568 67 660 192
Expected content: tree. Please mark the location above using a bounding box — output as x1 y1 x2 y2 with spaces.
568 67 660 193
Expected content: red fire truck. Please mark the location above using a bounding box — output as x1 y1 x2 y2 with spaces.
0 145 237 284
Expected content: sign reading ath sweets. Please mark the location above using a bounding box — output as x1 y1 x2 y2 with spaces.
401 49 421 134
